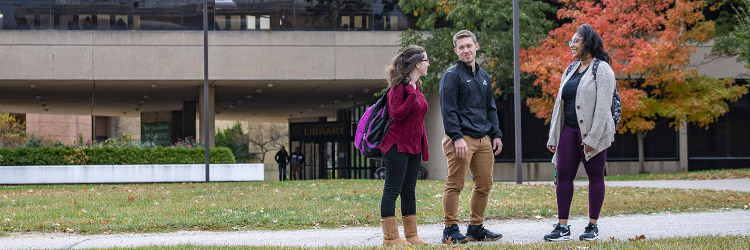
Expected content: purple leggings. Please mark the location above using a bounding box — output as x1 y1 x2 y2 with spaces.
556 125 607 220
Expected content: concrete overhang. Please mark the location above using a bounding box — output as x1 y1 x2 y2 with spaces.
0 30 401 122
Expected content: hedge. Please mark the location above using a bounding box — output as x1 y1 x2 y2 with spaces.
0 147 236 166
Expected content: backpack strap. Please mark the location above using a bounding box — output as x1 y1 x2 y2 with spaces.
592 58 601 82
591 58 617 91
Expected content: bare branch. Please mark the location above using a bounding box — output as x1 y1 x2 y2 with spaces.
243 122 289 163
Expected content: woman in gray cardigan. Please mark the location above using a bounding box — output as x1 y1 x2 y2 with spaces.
544 24 616 242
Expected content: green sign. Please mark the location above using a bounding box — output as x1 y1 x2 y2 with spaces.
141 122 172 146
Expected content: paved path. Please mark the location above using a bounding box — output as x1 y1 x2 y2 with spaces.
1 210 749 249
594 178 750 192
2 179 749 249
521 178 750 192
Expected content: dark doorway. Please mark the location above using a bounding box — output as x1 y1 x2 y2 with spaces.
289 121 381 179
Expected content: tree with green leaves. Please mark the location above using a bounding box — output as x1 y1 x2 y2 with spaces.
216 122 251 163
397 0 557 97
715 0 750 70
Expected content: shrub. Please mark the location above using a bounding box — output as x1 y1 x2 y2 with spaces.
0 113 27 148
0 147 235 166
216 122 251 163
174 136 201 148
25 134 65 148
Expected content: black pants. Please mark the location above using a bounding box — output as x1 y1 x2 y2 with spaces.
278 163 287 181
380 145 421 218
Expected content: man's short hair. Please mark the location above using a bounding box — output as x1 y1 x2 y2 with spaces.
453 30 477 47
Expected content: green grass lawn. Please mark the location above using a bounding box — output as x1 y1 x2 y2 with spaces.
1 180 748 234
601 168 750 181
100 235 750 250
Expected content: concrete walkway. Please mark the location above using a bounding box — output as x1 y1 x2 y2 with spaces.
521 178 750 192
590 178 750 192
1 210 749 249
2 178 749 249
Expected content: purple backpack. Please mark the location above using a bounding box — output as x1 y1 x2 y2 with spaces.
354 88 392 158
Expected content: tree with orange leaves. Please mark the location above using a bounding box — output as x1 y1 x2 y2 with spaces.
523 0 748 172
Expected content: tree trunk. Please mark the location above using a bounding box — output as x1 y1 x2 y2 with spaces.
679 118 689 172
637 130 648 174
259 148 267 163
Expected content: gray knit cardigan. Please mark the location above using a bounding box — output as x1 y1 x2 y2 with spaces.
547 59 617 165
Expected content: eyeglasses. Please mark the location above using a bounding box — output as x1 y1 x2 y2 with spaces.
421 58 429 62
568 38 582 46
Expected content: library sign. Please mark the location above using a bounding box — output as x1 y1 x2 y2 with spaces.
289 122 351 141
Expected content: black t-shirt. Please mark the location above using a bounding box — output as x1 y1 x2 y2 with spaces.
562 66 588 127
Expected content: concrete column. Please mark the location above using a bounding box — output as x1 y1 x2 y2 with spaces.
108 116 116 139
679 119 688 172
198 85 216 147
423 91 448 180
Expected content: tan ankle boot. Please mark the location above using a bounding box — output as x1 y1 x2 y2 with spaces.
402 215 428 245
381 216 409 246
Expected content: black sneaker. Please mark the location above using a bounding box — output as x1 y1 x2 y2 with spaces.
544 223 571 241
442 224 469 244
466 224 503 241
579 222 599 241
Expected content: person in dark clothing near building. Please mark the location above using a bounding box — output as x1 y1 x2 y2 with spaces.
290 147 305 180
114 18 128 30
440 30 504 244
377 45 430 246
67 21 80 30
82 17 94 30
274 146 289 181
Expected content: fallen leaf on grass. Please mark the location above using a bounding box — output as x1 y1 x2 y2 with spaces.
628 235 646 241
444 237 452 246
125 196 135 202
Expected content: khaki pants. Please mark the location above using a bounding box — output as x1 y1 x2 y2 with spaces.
442 135 495 227
292 165 302 180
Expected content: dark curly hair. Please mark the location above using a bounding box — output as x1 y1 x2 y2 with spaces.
386 45 426 88
577 24 611 64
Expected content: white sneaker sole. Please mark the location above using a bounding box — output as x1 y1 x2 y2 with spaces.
545 235 571 242
580 235 598 241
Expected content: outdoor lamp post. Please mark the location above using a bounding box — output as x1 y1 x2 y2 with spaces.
203 0 237 182
513 0 523 184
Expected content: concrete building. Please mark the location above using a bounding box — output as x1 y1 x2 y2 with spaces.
1 0 747 181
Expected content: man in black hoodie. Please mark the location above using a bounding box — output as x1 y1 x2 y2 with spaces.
274 146 289 181
439 30 504 244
